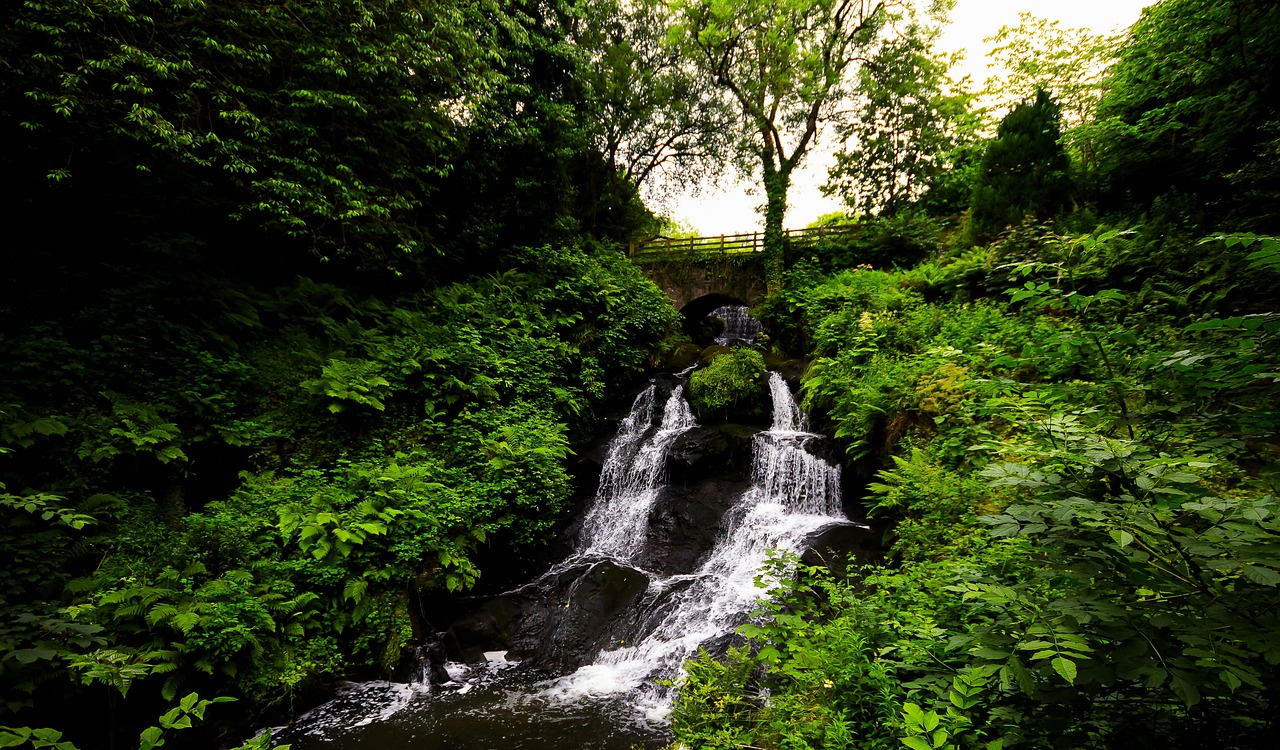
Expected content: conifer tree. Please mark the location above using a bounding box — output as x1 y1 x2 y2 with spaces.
968 90 1072 242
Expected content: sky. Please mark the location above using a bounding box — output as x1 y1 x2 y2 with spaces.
656 0 1154 236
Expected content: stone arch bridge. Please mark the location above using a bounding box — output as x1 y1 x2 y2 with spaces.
629 225 861 321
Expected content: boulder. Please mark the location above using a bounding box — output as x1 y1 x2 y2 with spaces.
639 479 752 574
667 425 759 485
662 342 703 372
800 522 883 579
454 559 654 674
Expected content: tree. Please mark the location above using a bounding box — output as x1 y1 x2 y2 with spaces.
824 20 978 217
968 90 1072 243
0 0 512 271
980 13 1120 199
982 13 1120 131
671 0 928 290
566 0 734 202
1093 0 1280 231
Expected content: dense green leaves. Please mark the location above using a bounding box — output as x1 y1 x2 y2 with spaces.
670 0 933 288
826 21 979 217
1094 0 1280 230
674 211 1280 747
2 0 513 265
968 91 1072 242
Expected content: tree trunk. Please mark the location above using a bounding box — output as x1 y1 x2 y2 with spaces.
762 166 790 293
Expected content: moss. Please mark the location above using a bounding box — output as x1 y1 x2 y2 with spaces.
689 348 768 423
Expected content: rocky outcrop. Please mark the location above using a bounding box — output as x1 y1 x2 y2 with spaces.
444 559 652 673
437 373 877 678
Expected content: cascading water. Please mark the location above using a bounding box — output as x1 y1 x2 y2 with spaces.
275 369 854 749
577 384 697 561
708 304 763 346
542 371 845 719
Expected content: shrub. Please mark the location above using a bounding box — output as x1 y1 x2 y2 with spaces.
689 349 767 421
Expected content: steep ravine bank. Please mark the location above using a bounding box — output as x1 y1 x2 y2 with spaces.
271 361 879 748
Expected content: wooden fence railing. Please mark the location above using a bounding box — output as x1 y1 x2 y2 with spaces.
629 223 863 257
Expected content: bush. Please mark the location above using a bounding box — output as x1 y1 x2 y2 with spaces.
688 349 767 422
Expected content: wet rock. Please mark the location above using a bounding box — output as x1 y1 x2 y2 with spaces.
762 354 808 385
484 559 653 673
663 342 703 371
697 344 733 366
444 597 524 663
640 479 752 574
691 316 727 347
667 425 759 485
800 522 883 579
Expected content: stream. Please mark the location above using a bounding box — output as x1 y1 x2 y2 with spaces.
275 362 852 749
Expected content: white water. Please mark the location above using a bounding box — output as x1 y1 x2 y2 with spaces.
708 305 763 346
577 384 697 561
542 371 845 719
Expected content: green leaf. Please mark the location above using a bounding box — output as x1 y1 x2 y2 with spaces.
901 738 933 750
0 729 32 748
902 702 925 724
139 726 164 748
1242 565 1280 586
10 648 58 664
1109 529 1134 547
1220 670 1242 691
1051 656 1077 685
1171 673 1201 707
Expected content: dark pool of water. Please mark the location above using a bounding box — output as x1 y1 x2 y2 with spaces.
272 671 672 750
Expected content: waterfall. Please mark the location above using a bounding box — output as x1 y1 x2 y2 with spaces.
276 372 853 747
576 384 697 561
542 371 844 718
768 369 807 433
708 305 763 346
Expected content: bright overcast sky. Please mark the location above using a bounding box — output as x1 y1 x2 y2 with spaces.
658 0 1154 235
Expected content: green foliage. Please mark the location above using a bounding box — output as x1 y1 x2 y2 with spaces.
300 360 392 414
568 0 733 196
2 0 512 266
968 91 1073 243
689 349 767 421
0 693 279 750
670 0 922 289
676 209 1280 748
982 12 1119 130
0 237 673 738
826 20 980 217
1094 0 1280 230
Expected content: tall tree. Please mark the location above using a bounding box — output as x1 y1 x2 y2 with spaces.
981 13 1120 198
566 0 734 201
1094 0 1280 230
982 13 1120 130
824 20 978 217
671 0 928 289
968 90 1072 242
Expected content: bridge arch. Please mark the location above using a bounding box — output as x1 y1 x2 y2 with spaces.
680 293 746 321
633 254 766 312
679 293 750 340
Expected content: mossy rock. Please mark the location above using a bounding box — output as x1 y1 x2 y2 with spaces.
662 342 703 372
689 348 769 424
698 344 733 367
762 353 807 383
